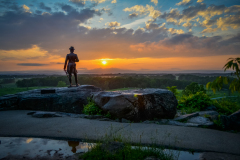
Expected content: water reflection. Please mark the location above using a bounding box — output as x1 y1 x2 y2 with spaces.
0 137 93 159
0 137 201 160
67 141 79 153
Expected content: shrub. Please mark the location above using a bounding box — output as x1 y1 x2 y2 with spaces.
57 81 67 87
212 98 240 115
182 82 206 96
83 98 102 115
178 91 212 113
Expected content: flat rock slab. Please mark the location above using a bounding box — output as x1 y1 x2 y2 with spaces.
167 120 200 127
1 110 240 155
187 116 214 126
0 85 101 114
174 113 199 122
93 88 178 122
32 112 62 118
197 111 219 116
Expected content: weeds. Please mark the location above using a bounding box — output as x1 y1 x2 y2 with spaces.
80 144 175 160
83 98 102 115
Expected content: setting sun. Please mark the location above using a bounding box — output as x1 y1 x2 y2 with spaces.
102 60 107 65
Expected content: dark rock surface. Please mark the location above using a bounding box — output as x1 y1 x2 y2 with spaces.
199 152 240 160
197 111 219 116
187 116 214 126
174 113 199 122
229 109 240 130
93 89 178 122
0 85 101 114
32 111 62 118
204 105 217 111
218 109 240 130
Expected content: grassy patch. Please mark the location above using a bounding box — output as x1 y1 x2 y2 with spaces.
0 86 50 96
80 144 175 160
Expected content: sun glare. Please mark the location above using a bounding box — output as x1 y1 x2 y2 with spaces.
102 60 107 65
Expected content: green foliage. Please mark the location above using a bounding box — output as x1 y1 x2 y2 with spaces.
178 91 212 113
212 98 240 115
83 98 102 115
182 82 206 96
80 144 175 160
206 76 229 93
207 57 240 93
105 112 112 119
57 81 67 87
167 86 179 98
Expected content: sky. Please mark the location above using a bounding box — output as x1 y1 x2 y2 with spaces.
0 0 239 74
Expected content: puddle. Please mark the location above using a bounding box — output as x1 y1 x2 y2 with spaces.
0 137 201 160
0 137 94 159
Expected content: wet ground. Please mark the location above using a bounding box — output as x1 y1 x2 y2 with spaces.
0 137 201 160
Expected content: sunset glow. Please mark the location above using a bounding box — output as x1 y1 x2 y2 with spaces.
102 61 107 65
0 0 239 73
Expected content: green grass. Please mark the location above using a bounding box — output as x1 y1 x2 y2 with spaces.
80 144 175 160
0 83 51 96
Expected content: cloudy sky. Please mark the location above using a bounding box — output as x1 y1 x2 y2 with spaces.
0 0 239 73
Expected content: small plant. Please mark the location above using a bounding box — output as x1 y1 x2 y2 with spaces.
177 91 212 113
57 81 67 87
213 115 225 130
105 112 112 119
83 98 103 115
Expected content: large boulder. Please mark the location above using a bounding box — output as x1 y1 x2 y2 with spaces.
93 89 178 122
0 85 101 113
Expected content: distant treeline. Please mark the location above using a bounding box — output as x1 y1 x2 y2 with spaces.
15 74 232 90
0 78 15 84
0 75 50 79
178 74 232 85
16 75 190 90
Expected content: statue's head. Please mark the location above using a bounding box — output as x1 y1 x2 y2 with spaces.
69 46 75 52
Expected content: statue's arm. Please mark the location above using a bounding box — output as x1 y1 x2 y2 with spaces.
64 55 68 70
75 54 79 62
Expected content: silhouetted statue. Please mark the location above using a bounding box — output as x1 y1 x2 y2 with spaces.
64 46 79 87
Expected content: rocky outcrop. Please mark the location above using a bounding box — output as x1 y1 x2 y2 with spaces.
219 109 240 130
93 89 178 122
0 85 101 114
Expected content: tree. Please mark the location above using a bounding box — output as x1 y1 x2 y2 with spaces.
206 57 240 93
167 86 179 98
182 82 206 96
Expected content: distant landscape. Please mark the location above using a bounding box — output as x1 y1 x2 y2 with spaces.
0 73 238 98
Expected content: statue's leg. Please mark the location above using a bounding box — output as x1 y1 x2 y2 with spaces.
69 73 72 86
74 72 78 86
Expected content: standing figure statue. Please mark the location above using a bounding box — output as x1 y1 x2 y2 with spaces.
64 46 79 87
